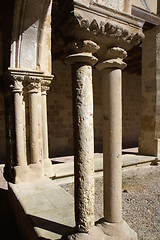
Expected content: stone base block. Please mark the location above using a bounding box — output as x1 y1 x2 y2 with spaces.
43 158 55 177
14 163 44 183
96 218 137 240
62 226 106 240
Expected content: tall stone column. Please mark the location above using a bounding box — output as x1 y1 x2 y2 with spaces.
96 47 137 240
41 79 50 160
65 40 104 239
41 77 54 177
27 77 41 164
12 76 26 167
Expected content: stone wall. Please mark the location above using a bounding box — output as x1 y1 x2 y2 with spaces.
122 71 141 148
0 59 142 160
48 60 141 158
139 26 160 156
0 31 6 163
0 91 6 163
132 0 157 13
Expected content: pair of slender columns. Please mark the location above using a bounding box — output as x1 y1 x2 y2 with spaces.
12 73 50 168
66 45 137 239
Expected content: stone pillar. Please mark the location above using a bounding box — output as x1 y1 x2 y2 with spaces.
96 47 137 240
65 40 104 239
12 76 26 167
27 78 41 164
41 77 54 177
139 25 160 159
41 80 50 160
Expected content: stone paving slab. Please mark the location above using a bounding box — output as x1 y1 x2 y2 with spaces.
9 177 75 240
0 149 158 240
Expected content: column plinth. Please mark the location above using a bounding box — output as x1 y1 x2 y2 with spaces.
96 47 137 240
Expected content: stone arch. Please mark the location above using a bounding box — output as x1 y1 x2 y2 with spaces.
10 0 52 74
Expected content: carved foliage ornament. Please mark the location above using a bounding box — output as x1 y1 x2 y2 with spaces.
10 75 25 93
27 77 42 93
80 19 144 45
41 79 51 93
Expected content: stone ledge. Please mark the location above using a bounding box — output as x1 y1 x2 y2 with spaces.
8 177 75 240
52 154 156 180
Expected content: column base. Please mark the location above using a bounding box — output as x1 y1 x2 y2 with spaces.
62 226 106 240
14 163 44 183
96 218 137 240
43 158 55 177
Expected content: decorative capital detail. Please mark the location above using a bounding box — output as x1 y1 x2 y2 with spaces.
54 1 144 60
11 76 24 93
65 40 99 66
27 77 42 93
41 79 51 94
65 40 100 55
9 75 24 93
105 47 127 60
96 47 127 70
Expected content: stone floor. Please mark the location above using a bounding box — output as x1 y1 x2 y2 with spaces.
0 148 159 240
0 165 22 240
63 165 160 240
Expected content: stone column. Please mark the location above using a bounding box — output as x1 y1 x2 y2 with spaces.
96 47 137 240
12 76 26 167
139 25 160 159
65 40 104 238
27 78 41 164
41 77 54 177
41 80 50 160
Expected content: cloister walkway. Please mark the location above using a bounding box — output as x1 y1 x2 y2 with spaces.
0 148 158 240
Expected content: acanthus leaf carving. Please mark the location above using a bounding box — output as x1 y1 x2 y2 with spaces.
26 77 42 93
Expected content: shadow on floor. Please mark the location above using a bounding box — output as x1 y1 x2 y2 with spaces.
29 214 73 236
0 189 21 240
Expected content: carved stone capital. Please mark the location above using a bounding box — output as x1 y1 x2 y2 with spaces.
96 47 127 70
11 76 24 94
65 40 99 65
27 77 42 93
41 80 51 94
54 1 144 60
41 75 53 94
65 40 100 54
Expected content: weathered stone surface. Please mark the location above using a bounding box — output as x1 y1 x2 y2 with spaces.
63 226 106 240
4 69 54 183
139 25 160 157
65 40 99 234
54 0 144 61
96 46 137 239
96 219 137 240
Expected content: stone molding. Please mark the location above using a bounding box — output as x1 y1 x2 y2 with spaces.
8 68 53 93
54 0 144 60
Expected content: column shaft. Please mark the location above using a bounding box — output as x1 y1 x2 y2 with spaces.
14 90 26 166
72 63 94 232
29 91 39 164
103 68 122 223
41 91 49 159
